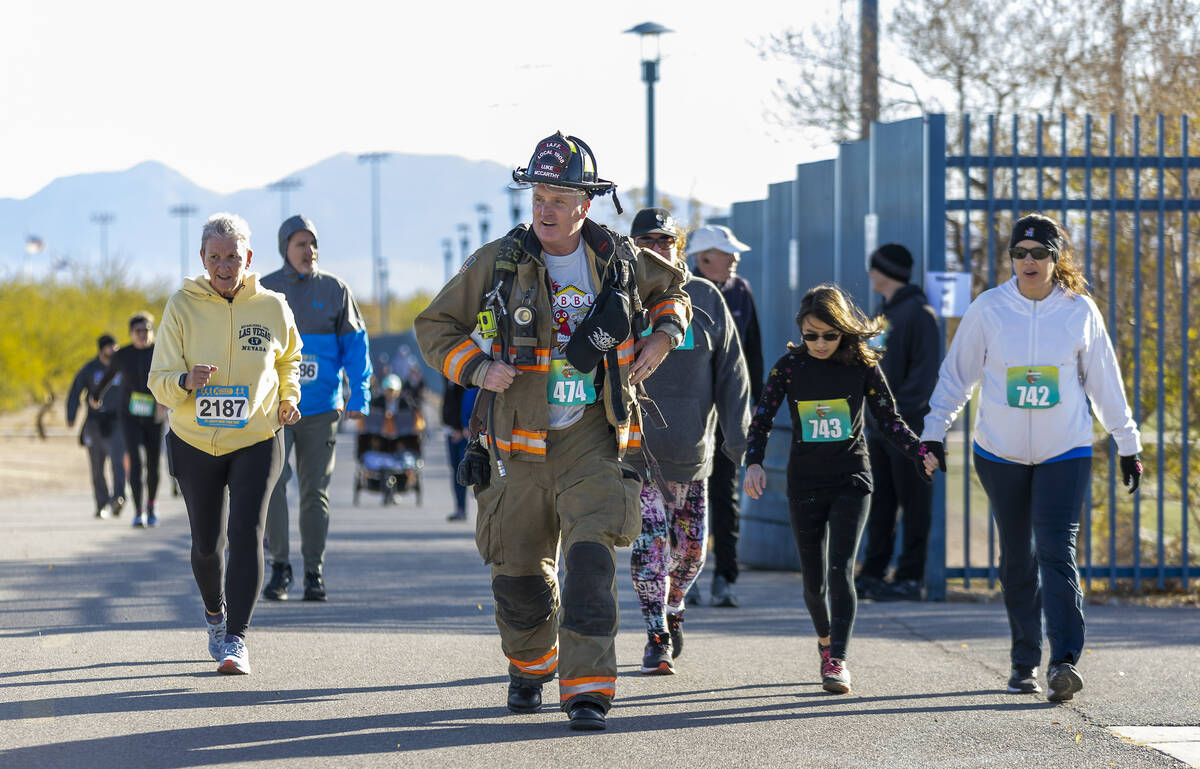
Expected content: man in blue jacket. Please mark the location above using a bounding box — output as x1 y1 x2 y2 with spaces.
261 215 373 601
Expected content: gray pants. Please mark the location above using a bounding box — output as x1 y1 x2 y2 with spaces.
83 417 125 512
265 409 340 575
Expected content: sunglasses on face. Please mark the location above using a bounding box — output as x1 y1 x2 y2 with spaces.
635 235 676 248
1008 246 1056 261
802 332 842 342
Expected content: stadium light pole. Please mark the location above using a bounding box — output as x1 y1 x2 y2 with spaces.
90 211 115 264
476 203 491 247
624 21 673 208
169 204 197 284
457 223 471 265
358 152 391 334
442 238 454 283
267 178 302 222
507 186 523 227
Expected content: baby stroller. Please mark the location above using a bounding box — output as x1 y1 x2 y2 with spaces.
353 387 424 506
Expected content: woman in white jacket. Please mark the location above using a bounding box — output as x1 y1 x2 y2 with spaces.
921 213 1143 703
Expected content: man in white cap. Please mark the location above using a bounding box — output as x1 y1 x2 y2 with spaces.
686 225 763 608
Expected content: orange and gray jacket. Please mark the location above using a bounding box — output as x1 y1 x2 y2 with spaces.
415 219 690 461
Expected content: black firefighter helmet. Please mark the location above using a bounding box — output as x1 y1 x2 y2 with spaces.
511 131 623 214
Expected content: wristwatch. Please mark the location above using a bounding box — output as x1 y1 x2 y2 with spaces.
178 373 190 391
657 323 685 350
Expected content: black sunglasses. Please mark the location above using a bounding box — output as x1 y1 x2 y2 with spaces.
635 235 676 246
802 332 842 342
1008 246 1056 261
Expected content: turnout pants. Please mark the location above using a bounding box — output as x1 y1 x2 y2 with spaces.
473 404 641 714
265 409 340 575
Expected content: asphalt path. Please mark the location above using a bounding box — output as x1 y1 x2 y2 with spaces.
2 432 1197 768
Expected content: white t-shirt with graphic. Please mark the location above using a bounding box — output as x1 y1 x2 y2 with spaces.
545 240 596 429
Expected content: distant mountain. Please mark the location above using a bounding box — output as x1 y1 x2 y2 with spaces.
0 154 558 297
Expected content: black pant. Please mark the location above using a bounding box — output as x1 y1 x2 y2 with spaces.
707 426 741 583
121 414 163 513
861 437 934 582
83 416 125 511
787 474 871 660
168 430 284 639
974 454 1090 667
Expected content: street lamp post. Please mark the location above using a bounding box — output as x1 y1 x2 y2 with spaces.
624 21 673 208
169 204 197 283
358 152 391 334
476 203 491 247
90 211 115 264
267 178 302 222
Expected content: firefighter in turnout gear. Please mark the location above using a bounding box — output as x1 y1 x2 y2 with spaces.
415 132 691 731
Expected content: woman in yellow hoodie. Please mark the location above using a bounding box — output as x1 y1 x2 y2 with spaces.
149 212 302 675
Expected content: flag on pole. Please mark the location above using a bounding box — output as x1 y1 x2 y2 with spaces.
25 235 45 255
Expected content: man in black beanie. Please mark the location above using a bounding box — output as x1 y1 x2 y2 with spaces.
858 243 940 601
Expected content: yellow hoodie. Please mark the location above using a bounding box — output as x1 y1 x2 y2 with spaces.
149 273 303 456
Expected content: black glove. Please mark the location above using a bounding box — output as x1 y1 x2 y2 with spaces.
1119 454 1143 494
920 441 946 473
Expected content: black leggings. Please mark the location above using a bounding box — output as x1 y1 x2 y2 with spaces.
787 477 871 660
121 414 163 513
167 430 284 638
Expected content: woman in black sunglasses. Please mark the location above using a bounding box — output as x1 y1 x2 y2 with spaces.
743 284 934 694
920 213 1143 703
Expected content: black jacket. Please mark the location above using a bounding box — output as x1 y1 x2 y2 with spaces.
870 284 940 434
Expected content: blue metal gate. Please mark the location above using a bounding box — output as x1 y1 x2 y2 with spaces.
732 114 1195 599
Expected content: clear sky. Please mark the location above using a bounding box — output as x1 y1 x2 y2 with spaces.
1 0 847 208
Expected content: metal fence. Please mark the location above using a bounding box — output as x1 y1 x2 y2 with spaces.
730 114 1196 598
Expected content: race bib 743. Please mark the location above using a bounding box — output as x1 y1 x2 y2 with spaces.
796 398 851 442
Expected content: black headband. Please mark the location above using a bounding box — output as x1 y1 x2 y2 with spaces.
1010 216 1063 253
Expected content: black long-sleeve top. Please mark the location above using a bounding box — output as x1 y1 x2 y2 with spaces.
94 345 156 417
745 348 922 493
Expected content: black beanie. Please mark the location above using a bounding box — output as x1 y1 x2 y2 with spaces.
869 243 913 283
278 215 318 258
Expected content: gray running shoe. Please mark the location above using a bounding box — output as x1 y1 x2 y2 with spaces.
711 575 738 607
822 657 851 694
1006 665 1041 694
1047 662 1083 702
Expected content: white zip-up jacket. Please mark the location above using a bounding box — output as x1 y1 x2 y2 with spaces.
920 278 1141 464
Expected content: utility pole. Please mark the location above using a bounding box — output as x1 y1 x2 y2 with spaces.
442 238 454 283
476 203 491 247
267 178 302 222
90 212 115 264
860 0 880 140
358 152 391 334
168 204 197 283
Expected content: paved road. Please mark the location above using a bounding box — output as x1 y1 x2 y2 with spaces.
2 433 1197 768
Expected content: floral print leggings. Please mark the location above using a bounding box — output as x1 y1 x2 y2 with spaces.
630 479 709 634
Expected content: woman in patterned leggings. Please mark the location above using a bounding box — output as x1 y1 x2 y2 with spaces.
625 207 752 675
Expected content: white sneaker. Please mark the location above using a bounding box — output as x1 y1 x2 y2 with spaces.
218 636 251 675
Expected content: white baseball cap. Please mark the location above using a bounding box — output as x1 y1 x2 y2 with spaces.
685 224 751 256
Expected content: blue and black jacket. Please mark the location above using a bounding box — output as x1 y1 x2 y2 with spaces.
261 261 373 415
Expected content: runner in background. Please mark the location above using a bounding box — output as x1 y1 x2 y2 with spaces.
687 224 763 608
626 208 750 675
67 333 126 519
93 312 164 528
